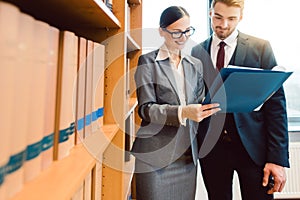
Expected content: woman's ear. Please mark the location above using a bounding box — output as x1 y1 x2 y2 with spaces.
158 27 164 36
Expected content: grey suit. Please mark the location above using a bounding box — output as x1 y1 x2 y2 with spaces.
131 49 205 199
191 31 289 200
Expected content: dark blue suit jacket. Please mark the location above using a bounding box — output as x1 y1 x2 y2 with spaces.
191 31 289 167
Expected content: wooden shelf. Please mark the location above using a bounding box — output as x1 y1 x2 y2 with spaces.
11 144 96 200
127 34 141 52
13 125 118 200
127 0 141 6
83 124 119 160
4 0 121 39
11 124 118 200
125 98 138 119
102 124 120 141
123 155 135 199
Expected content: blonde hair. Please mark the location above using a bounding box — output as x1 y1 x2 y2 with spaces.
211 0 244 11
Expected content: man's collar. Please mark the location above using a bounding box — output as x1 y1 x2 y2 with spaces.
212 29 238 47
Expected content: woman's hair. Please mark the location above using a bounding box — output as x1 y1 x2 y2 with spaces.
159 6 190 28
210 0 244 11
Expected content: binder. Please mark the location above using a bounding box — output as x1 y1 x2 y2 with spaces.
24 19 49 182
85 40 94 138
57 31 78 160
76 37 87 144
202 66 293 113
0 2 20 198
71 182 84 200
41 26 59 170
84 172 92 200
92 42 105 132
6 12 34 199
84 40 93 200
94 162 103 200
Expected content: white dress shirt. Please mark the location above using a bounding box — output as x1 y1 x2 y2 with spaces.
211 29 239 69
155 44 187 125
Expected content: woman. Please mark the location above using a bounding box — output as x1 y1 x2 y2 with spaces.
131 6 220 200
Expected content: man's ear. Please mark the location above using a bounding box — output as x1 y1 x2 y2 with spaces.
239 13 243 21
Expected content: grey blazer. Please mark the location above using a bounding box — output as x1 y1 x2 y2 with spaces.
131 49 205 168
191 31 289 167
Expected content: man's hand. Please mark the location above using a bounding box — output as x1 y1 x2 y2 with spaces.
181 103 220 122
262 163 287 194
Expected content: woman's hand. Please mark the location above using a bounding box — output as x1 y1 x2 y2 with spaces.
181 103 220 122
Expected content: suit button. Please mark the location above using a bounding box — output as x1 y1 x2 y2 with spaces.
222 129 232 142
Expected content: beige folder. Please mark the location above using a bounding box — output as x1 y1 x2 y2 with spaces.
85 40 94 138
57 31 78 160
92 42 105 131
76 37 87 144
41 26 59 170
24 19 50 182
0 2 20 198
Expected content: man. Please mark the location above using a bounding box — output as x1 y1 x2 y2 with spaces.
191 0 289 199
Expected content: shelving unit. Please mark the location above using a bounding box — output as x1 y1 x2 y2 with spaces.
10 124 119 200
127 34 141 52
123 156 136 199
127 0 141 6
11 144 96 200
126 98 138 119
2 0 142 199
5 0 121 38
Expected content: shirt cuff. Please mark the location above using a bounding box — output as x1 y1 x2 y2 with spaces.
178 106 186 126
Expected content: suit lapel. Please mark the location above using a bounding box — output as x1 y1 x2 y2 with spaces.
202 37 212 54
182 59 193 104
201 37 219 88
157 59 181 103
203 33 249 67
234 32 248 65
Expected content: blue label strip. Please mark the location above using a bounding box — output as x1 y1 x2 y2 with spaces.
92 111 97 122
69 122 75 135
59 122 76 143
85 114 92 126
42 133 54 151
6 150 26 174
26 140 42 161
0 165 6 185
76 107 104 131
0 107 104 185
77 118 84 131
59 126 70 143
97 107 104 119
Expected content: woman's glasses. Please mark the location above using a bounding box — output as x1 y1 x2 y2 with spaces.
162 27 195 39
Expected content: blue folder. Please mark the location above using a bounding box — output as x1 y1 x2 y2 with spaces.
202 67 293 113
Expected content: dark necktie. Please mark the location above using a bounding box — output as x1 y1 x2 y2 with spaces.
216 41 226 71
